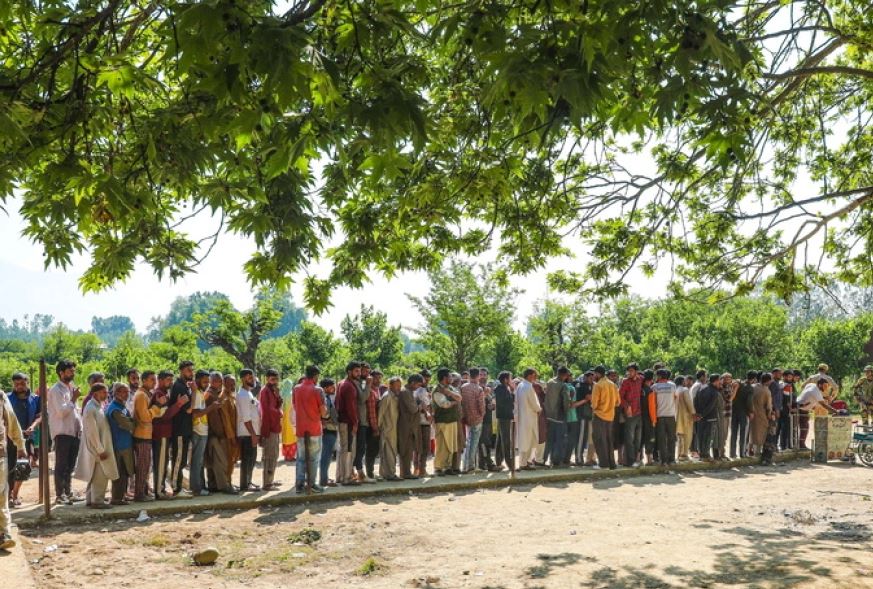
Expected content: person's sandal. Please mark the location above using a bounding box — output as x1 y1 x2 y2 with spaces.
0 533 15 551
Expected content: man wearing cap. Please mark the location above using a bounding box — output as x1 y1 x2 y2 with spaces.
852 366 873 426
1 382 26 550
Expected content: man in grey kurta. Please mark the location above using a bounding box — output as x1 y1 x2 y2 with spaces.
378 378 402 481
397 375 423 479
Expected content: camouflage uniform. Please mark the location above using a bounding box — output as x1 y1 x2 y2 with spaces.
852 369 873 425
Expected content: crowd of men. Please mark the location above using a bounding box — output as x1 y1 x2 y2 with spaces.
1 358 872 551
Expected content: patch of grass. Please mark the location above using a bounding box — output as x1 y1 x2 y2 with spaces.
212 542 317 579
357 557 385 576
144 533 170 548
287 528 321 545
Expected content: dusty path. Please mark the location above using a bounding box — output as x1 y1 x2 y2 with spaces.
19 462 873 588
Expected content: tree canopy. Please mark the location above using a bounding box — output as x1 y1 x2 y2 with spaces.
340 304 403 369
409 261 517 370
2 1 870 311
90 314 136 345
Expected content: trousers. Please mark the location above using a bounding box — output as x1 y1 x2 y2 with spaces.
53 434 79 498
337 423 356 483
623 415 642 465
494 419 513 469
238 436 257 490
320 430 337 486
261 432 280 487
593 416 615 468
655 416 677 465
730 413 749 458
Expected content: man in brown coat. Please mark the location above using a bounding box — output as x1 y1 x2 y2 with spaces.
397 374 423 479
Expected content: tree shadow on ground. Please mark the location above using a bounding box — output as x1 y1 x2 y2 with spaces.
504 521 872 588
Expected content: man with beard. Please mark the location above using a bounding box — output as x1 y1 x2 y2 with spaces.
169 360 195 498
432 368 462 476
293 366 326 493
618 364 643 467
236 368 261 493
694 374 722 462
398 374 423 479
204 372 236 494
413 369 433 477
259 369 284 491
354 363 376 484
189 370 222 496
378 377 402 481
6 373 40 508
47 360 83 505
336 362 361 485
152 371 187 499
105 383 135 505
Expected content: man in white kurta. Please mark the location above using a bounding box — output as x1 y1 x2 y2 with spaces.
515 370 541 469
75 384 118 508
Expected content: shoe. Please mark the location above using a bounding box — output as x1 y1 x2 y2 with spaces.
519 465 535 471
134 495 155 502
403 475 420 480
89 502 111 510
326 481 338 487
295 486 305 494
632 461 641 468
69 493 85 503
175 489 194 499
311 485 325 494
0 533 15 551
592 465 601 470
198 489 211 496
109 500 130 506
156 492 172 501
488 466 503 472
435 470 446 476
340 480 360 486
361 476 377 484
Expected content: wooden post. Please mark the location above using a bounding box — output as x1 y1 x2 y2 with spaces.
39 359 51 518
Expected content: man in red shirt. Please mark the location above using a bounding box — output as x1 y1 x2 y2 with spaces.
259 369 283 491
618 363 644 467
335 362 361 485
293 365 326 493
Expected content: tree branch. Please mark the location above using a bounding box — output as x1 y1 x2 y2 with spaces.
764 65 873 81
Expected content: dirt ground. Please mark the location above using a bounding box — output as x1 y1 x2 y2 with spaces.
18 461 873 589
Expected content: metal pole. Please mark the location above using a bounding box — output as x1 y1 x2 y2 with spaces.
39 359 51 519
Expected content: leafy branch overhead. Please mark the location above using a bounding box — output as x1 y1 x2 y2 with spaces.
1 0 871 310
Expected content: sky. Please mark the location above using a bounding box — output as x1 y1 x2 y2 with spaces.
0 195 669 336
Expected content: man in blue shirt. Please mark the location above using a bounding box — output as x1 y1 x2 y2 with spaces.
7 373 41 508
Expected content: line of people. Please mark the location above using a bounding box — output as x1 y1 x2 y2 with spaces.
1 358 867 547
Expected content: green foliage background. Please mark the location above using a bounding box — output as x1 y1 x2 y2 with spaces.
2 269 871 405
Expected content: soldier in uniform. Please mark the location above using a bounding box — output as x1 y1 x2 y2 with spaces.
852 365 873 426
